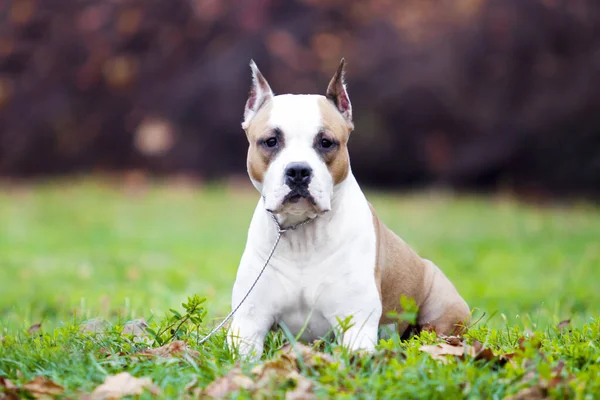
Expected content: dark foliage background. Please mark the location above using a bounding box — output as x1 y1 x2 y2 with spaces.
0 0 599 197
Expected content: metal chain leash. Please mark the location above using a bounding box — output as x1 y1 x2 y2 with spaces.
197 212 317 345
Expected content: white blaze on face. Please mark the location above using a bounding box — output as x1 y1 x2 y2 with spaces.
242 59 353 221
261 94 333 216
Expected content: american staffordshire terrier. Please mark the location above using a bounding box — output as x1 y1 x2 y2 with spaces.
228 59 470 359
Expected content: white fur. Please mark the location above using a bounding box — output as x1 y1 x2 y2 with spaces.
229 94 381 359
229 175 380 359
258 95 333 221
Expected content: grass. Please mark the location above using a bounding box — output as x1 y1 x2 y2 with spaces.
0 180 598 398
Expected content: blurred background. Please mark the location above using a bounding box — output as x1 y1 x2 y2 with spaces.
1 0 599 198
1 0 600 334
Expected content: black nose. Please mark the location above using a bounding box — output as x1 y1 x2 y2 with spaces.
285 162 312 187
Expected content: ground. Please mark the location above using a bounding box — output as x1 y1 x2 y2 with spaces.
0 180 598 399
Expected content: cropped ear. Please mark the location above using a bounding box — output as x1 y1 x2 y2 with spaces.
242 60 274 129
326 58 353 126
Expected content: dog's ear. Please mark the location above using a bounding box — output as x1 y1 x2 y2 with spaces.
242 60 274 129
326 58 353 126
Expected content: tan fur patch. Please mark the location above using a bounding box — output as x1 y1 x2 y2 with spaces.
368 203 470 336
368 204 427 327
317 97 352 185
245 101 274 183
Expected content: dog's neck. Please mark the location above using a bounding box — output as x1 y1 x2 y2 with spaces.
250 172 367 257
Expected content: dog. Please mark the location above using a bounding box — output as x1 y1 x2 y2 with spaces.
228 59 470 359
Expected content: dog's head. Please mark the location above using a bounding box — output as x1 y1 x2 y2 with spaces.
242 59 354 219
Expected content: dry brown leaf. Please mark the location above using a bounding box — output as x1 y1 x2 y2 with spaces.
251 358 296 383
122 318 148 337
499 352 518 367
202 368 254 398
0 377 19 400
0 391 19 400
22 376 64 398
139 340 200 359
0 378 17 391
27 323 42 334
508 360 574 400
518 334 542 351
421 340 507 364
547 360 575 389
90 372 159 399
202 343 325 399
343 348 379 368
504 386 547 400
285 374 315 400
471 340 496 362
279 342 335 369
556 319 571 332
251 364 314 398
420 343 466 362
80 318 110 334
442 335 463 346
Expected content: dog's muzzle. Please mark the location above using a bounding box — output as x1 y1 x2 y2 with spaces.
283 162 316 205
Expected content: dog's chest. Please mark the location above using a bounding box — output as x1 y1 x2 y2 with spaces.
276 278 332 341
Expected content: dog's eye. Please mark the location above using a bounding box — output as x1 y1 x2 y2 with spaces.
264 137 278 148
320 138 333 149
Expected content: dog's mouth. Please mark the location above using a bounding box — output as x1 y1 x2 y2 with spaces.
283 187 316 206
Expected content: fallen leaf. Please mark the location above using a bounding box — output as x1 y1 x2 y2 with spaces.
556 320 571 332
22 376 64 398
279 342 335 369
421 340 507 365
420 343 466 362
285 374 315 400
0 391 19 400
518 334 541 351
520 368 538 386
90 372 159 399
251 358 295 380
0 392 18 400
0 378 17 391
504 386 547 400
203 343 326 398
547 360 575 389
442 335 463 346
342 348 379 368
202 368 254 398
27 323 42 334
452 320 468 335
0 377 19 400
122 318 148 337
80 318 110 334
509 360 575 400
471 340 496 362
251 365 312 397
139 340 200 359
499 352 518 367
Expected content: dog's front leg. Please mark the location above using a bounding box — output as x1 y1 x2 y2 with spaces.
321 289 382 353
227 312 273 361
227 247 279 361
338 317 379 352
